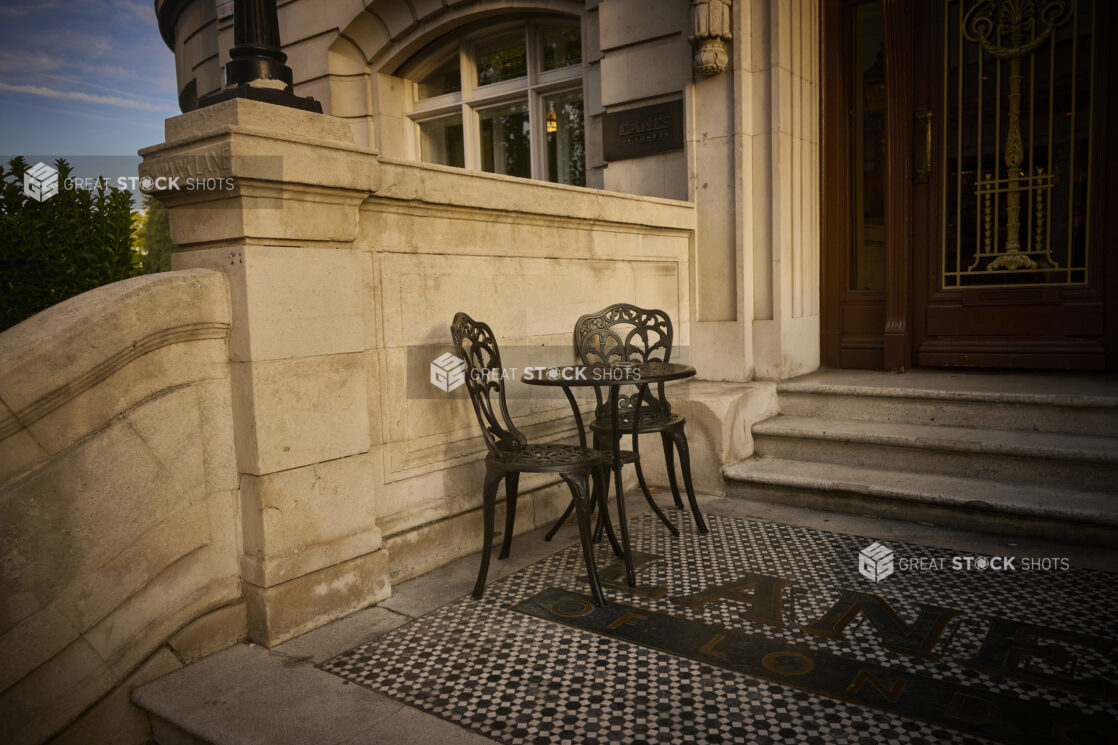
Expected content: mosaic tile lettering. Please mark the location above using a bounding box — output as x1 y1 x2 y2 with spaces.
321 514 1118 745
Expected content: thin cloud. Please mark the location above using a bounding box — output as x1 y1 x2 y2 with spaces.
0 50 63 73
0 82 176 111
21 103 163 130
42 73 172 104
111 0 154 23
83 63 146 81
0 1 66 16
0 1 148 22
1 95 165 129
0 55 173 86
56 30 117 57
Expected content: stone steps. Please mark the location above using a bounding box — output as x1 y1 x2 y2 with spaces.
777 369 1118 437
725 370 1118 543
777 389 1118 437
724 458 1118 543
751 416 1118 491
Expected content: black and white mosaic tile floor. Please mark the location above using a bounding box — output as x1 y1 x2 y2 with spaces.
320 513 1118 745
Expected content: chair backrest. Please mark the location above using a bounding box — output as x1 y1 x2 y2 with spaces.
573 303 675 418
450 312 527 457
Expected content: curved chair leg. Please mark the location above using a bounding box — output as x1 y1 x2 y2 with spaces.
672 429 709 534
545 468 622 557
593 441 612 542
473 468 506 599
631 434 657 508
546 432 602 542
561 473 606 606
499 472 520 560
591 464 605 542
594 465 624 557
636 452 680 537
589 432 605 541
544 501 575 542
660 431 685 509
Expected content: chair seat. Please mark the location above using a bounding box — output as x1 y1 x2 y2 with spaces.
493 442 604 472
588 408 684 434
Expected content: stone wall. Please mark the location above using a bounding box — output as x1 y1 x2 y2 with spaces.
0 270 244 745
141 98 701 645
363 158 695 583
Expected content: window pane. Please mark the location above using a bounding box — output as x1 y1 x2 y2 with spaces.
419 115 464 168
476 32 527 86
544 91 585 186
417 56 461 100
541 27 581 71
479 102 530 178
848 1 885 291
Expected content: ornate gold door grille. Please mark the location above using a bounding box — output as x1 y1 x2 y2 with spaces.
942 0 1094 288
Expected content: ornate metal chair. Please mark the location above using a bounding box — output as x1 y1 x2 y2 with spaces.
451 312 616 605
548 303 708 537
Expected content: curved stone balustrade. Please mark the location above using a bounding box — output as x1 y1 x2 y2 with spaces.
0 270 243 745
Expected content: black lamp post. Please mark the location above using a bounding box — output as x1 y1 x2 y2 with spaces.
198 0 322 112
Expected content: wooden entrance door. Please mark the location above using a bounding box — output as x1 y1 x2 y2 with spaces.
822 0 1117 370
821 0 891 370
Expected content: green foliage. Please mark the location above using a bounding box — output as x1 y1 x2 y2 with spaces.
131 209 146 253
139 195 174 274
0 157 139 332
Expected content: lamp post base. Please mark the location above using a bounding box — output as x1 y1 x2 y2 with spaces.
197 84 322 113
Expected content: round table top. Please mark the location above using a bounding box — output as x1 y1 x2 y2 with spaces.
521 361 696 387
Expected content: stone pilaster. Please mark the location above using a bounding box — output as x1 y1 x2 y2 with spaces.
139 98 388 646
745 0 822 380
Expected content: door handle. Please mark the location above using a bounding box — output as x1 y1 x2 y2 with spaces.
914 108 933 182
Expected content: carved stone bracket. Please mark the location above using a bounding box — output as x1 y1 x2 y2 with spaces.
690 0 733 76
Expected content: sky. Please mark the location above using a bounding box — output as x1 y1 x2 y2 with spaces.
0 0 179 160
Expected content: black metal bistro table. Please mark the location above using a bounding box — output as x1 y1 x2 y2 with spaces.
523 361 696 587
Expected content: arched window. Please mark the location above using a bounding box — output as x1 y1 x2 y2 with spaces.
404 21 585 187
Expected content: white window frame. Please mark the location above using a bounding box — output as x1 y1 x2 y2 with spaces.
404 20 586 183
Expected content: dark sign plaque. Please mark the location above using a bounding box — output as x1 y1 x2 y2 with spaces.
602 100 684 162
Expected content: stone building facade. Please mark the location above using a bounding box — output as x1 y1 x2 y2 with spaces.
142 0 823 648
2 1 1113 742
160 0 824 380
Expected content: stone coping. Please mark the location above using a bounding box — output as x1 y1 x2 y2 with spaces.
370 157 695 231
